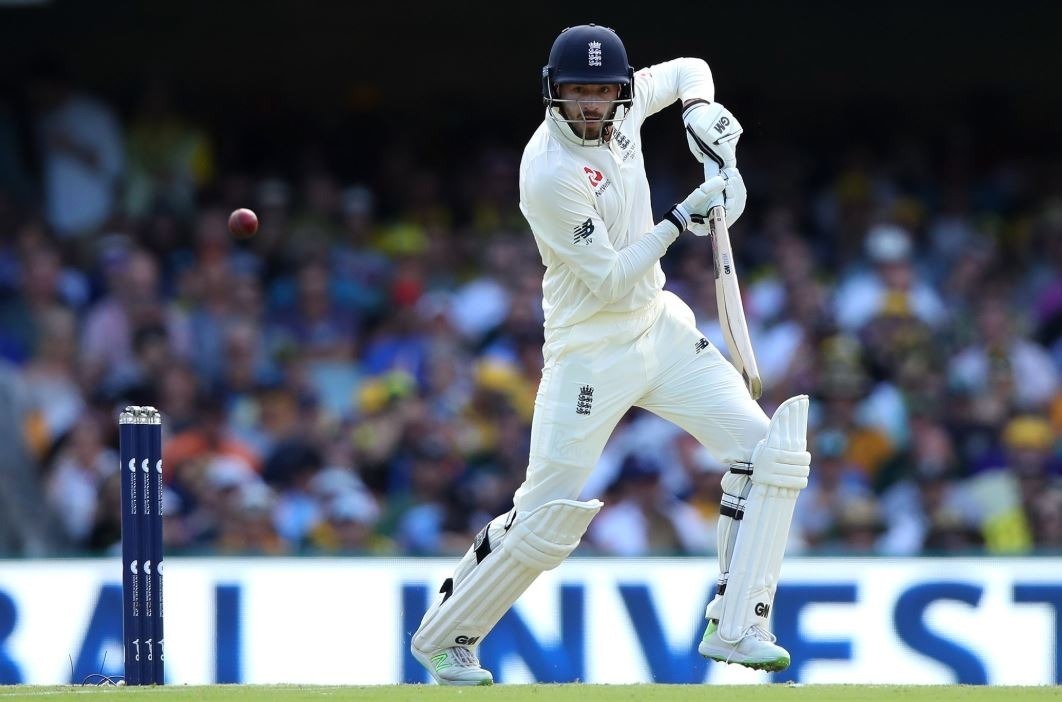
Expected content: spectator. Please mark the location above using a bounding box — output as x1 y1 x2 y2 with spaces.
813 335 895 480
589 455 707 556
877 413 982 555
124 81 214 220
216 482 288 555
828 497 886 554
101 323 173 404
269 257 357 362
163 394 260 487
973 415 1060 553
834 224 948 333
950 296 1060 412
45 415 117 545
14 306 85 459
793 430 874 549
83 470 122 554
0 240 82 365
331 185 390 316
393 444 463 555
80 246 191 390
263 439 326 548
168 455 255 551
308 490 382 553
28 60 124 240
677 437 728 554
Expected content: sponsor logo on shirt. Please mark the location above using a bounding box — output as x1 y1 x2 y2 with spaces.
572 218 594 245
584 166 612 197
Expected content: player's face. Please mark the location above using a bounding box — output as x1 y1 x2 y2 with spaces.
557 83 621 140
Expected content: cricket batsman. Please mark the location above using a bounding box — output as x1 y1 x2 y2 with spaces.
411 23 812 684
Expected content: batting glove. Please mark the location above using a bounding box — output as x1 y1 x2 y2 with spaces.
683 100 742 169
664 176 726 236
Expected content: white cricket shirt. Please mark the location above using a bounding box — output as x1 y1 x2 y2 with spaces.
519 58 715 332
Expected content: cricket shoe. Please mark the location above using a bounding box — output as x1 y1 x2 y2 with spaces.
412 645 494 686
698 620 791 672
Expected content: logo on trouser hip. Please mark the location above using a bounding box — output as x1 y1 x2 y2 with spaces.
576 385 594 415
754 602 771 617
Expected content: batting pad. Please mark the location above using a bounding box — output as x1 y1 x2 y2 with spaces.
703 468 753 622
714 395 810 643
413 498 602 654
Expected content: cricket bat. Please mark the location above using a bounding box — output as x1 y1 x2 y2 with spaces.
708 203 762 400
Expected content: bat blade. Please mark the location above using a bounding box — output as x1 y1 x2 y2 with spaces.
709 206 762 400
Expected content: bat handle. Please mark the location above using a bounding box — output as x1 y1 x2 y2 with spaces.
703 162 728 220
708 205 727 228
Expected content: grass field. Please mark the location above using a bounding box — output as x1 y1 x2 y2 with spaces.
1 686 1060 701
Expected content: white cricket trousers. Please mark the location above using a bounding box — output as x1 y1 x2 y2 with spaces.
514 290 770 512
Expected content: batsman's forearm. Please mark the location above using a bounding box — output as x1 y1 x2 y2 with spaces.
589 221 679 304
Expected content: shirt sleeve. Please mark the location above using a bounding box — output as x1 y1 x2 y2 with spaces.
633 57 715 121
521 162 678 304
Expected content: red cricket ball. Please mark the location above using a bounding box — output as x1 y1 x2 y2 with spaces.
228 208 259 238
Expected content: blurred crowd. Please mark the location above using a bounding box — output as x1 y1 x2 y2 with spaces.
1 64 1061 559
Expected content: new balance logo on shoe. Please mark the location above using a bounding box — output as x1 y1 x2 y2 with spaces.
576 385 594 415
